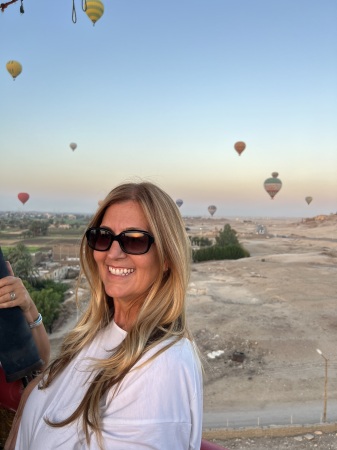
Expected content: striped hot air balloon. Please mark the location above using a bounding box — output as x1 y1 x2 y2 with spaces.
208 205 217 217
85 0 104 25
263 173 282 200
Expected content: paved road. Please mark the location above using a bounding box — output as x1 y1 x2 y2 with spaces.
203 400 337 429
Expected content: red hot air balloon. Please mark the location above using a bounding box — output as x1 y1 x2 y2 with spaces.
234 141 246 156
18 193 30 205
263 173 282 200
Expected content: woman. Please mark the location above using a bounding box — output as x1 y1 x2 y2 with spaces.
13 181 203 450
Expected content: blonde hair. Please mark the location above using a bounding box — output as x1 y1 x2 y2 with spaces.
41 182 193 445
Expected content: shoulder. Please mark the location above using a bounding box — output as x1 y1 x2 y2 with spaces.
137 338 202 388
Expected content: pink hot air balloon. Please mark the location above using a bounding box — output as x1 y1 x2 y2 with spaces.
18 192 30 205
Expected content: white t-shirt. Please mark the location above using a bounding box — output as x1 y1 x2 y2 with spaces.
15 321 203 450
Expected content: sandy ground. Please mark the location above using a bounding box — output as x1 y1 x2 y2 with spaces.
49 214 337 449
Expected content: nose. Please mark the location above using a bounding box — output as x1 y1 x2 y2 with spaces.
106 239 125 259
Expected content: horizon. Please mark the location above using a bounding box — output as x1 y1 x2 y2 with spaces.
1 208 335 222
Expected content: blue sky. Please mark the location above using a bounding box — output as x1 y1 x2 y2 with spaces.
1 0 336 218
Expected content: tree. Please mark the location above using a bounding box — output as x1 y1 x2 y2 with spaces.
29 288 62 333
29 220 49 237
7 243 37 281
25 280 68 333
215 224 239 247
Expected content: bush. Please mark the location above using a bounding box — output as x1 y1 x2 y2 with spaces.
192 244 250 262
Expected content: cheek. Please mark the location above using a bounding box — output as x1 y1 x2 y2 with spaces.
93 252 105 274
146 256 161 282
93 251 103 264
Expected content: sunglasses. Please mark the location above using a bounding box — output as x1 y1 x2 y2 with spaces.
86 227 155 255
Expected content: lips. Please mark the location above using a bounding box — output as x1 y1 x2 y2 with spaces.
108 267 135 276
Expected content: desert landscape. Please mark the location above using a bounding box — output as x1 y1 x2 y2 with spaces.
49 213 337 449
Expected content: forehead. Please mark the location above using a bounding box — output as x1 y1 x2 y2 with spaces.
100 201 150 231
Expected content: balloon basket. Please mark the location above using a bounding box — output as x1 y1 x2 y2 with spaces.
0 407 15 447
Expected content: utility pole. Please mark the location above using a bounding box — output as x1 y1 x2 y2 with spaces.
316 348 329 422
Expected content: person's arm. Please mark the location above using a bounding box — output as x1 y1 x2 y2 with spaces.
0 262 50 368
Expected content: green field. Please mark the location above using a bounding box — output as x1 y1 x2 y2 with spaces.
0 228 84 256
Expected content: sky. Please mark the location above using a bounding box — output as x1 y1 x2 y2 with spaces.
1 0 337 218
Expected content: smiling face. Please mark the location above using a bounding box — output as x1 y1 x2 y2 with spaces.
93 200 161 312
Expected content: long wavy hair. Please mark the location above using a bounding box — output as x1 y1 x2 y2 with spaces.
40 181 194 446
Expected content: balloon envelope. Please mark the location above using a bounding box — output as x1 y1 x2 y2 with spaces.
6 61 22 80
85 0 104 24
208 205 217 216
176 199 183 208
70 142 77 151
234 141 246 156
305 196 313 205
18 193 30 205
263 173 282 200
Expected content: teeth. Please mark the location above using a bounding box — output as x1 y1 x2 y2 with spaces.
108 267 134 276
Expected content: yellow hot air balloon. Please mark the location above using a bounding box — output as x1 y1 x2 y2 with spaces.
6 60 22 80
85 0 104 25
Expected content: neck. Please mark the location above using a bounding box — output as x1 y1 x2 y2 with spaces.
113 299 139 331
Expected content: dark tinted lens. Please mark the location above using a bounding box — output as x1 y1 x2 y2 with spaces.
121 231 150 254
87 228 112 251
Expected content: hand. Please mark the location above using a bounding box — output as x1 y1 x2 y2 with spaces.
0 262 33 313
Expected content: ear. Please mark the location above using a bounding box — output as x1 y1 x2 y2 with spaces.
163 260 169 273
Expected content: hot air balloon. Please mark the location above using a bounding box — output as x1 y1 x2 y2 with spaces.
85 0 104 25
18 193 30 205
234 141 246 156
305 196 313 205
176 199 183 208
6 60 22 80
208 205 217 217
263 173 282 200
70 142 77 151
